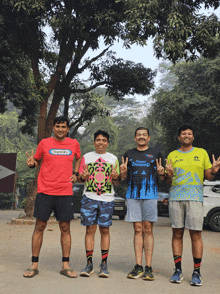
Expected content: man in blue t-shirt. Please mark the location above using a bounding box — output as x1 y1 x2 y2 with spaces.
120 127 163 281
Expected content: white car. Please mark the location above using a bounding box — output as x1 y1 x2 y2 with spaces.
203 180 220 232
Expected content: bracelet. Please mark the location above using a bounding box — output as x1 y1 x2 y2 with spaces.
211 172 217 176
73 172 79 176
80 176 86 182
29 162 36 169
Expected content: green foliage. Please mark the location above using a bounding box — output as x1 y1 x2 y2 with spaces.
0 0 156 140
75 95 147 159
119 0 220 62
145 56 220 159
0 193 15 209
0 111 37 189
0 40 39 135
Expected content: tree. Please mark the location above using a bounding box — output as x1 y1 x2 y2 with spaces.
120 0 220 62
145 56 220 161
1 0 220 140
0 0 156 141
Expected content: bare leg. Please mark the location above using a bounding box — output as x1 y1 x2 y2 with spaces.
172 228 184 257
85 224 97 252
189 230 203 259
99 226 110 251
23 219 47 277
143 221 154 266
60 220 76 277
133 222 143 265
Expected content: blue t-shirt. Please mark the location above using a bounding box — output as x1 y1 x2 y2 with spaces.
124 148 163 199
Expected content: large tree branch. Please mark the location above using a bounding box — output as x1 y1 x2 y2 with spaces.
64 40 91 85
70 81 107 94
78 45 112 74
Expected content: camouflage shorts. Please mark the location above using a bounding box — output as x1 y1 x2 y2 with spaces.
80 195 114 227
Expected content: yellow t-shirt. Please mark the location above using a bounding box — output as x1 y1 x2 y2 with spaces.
167 147 212 201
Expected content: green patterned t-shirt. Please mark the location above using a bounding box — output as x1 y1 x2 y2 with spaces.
167 147 212 202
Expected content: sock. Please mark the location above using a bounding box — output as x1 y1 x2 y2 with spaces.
193 257 202 274
86 250 93 264
174 255 182 270
101 249 109 264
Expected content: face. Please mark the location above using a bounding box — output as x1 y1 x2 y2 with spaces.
53 122 69 141
134 129 150 147
178 129 194 146
94 134 109 154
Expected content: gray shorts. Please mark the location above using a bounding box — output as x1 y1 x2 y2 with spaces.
169 200 204 231
125 199 158 223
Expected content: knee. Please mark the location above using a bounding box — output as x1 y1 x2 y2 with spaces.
34 220 47 232
134 225 143 236
190 231 202 242
86 225 97 236
173 229 184 240
59 221 70 234
99 227 109 237
143 226 153 236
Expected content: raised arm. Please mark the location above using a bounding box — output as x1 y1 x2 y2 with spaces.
204 154 220 181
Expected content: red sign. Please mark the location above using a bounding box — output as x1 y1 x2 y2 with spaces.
0 153 17 193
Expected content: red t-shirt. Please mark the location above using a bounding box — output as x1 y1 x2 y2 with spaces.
34 137 81 195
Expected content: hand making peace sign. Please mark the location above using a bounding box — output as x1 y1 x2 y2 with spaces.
211 154 220 174
120 156 128 174
80 164 90 181
25 150 35 167
111 164 119 180
165 159 174 178
156 158 165 175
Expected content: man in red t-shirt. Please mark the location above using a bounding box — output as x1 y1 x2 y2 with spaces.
23 116 81 278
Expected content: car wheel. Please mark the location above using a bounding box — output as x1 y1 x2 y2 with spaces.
208 211 220 232
119 215 125 220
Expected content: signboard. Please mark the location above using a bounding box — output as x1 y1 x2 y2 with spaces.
0 153 17 193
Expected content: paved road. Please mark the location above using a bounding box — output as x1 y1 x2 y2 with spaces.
0 210 220 294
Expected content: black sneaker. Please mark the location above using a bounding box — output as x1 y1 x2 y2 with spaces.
127 264 144 279
143 266 154 281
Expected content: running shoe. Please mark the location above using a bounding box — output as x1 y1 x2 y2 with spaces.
80 263 94 277
127 264 144 279
190 271 202 286
170 268 183 283
143 265 154 281
99 262 109 278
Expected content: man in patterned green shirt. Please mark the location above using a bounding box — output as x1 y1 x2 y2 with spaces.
163 124 220 286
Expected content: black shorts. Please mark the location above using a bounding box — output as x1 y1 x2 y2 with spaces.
34 193 74 221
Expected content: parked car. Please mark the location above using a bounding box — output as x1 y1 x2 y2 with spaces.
72 183 127 220
203 180 220 232
157 192 169 217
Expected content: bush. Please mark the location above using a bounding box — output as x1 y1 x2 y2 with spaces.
0 193 15 209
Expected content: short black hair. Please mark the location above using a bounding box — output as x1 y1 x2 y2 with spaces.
135 127 150 136
53 116 70 127
94 130 110 142
178 124 194 136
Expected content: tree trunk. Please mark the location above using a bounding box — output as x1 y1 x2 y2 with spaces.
24 98 48 218
24 167 39 218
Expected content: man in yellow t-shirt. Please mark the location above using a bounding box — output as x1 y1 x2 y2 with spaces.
158 124 220 286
